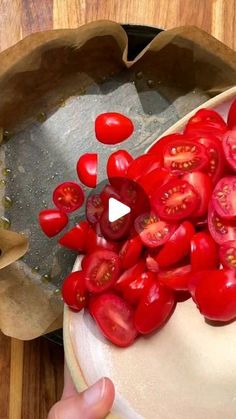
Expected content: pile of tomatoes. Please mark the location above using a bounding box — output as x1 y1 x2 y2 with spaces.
38 102 236 347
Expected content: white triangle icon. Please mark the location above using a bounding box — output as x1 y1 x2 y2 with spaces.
108 197 131 223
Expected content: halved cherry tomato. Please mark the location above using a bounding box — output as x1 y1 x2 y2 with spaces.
39 209 68 237
85 224 119 253
191 232 218 271
220 241 236 270
188 132 225 184
115 260 146 294
155 221 195 268
145 253 159 272
163 139 208 173
208 202 236 244
118 179 150 219
84 250 120 293
183 172 212 218
212 176 236 219
152 179 199 221
119 235 143 270
89 293 138 347
185 108 227 133
227 99 236 129
158 264 192 291
134 212 177 248
126 154 162 181
189 269 236 321
76 153 98 188
100 184 120 207
122 271 157 306
95 112 134 145
223 130 236 172
86 194 104 224
62 271 88 311
53 181 84 213
137 168 172 198
134 281 175 334
147 133 182 155
100 210 132 241
107 150 133 181
58 220 89 252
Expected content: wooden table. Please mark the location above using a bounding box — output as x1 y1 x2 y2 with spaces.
0 1 235 418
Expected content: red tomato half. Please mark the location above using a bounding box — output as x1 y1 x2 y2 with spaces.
115 260 146 294
208 201 236 245
107 150 133 181
76 153 97 188
59 220 89 252
137 168 172 198
155 221 195 268
134 281 175 334
39 209 68 237
95 112 134 145
185 108 227 133
85 224 119 254
189 269 236 322
223 130 236 172
86 194 104 224
158 264 192 291
147 133 182 155
134 212 178 248
100 210 132 241
227 99 236 129
122 271 157 306
84 250 120 293
89 293 138 347
219 241 236 270
53 181 84 213
152 179 199 221
119 235 143 270
163 139 209 173
62 271 88 311
212 176 236 219
126 154 162 181
190 232 219 271
183 172 212 218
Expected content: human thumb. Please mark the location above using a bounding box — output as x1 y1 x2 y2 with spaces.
48 377 115 419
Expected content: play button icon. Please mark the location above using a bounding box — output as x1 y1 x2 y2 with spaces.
108 197 131 222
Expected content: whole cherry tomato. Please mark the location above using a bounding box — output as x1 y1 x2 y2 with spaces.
95 112 134 144
39 209 68 237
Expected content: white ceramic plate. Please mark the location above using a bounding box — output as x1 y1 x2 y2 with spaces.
64 86 236 419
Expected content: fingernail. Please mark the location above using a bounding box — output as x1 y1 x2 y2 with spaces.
83 378 106 407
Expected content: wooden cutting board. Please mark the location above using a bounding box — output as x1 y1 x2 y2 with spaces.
0 1 235 418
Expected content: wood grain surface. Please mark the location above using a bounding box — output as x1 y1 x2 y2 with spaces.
0 1 235 418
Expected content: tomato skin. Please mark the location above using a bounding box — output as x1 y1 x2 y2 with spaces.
134 212 178 248
208 202 236 244
58 220 89 252
183 172 212 218
100 210 132 241
53 181 84 213
219 240 236 270
155 221 195 268
119 235 143 270
137 168 172 198
84 250 120 293
152 179 199 221
223 130 236 172
76 153 97 188
163 139 209 173
134 281 175 334
191 232 219 271
89 293 138 347
122 272 157 306
227 99 236 129
189 269 236 322
39 209 68 237
212 176 236 219
85 224 119 254
86 194 104 224
158 264 192 291
127 154 162 181
62 271 88 311
95 112 134 145
107 150 133 180
115 260 146 294
147 133 182 156
185 108 227 133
